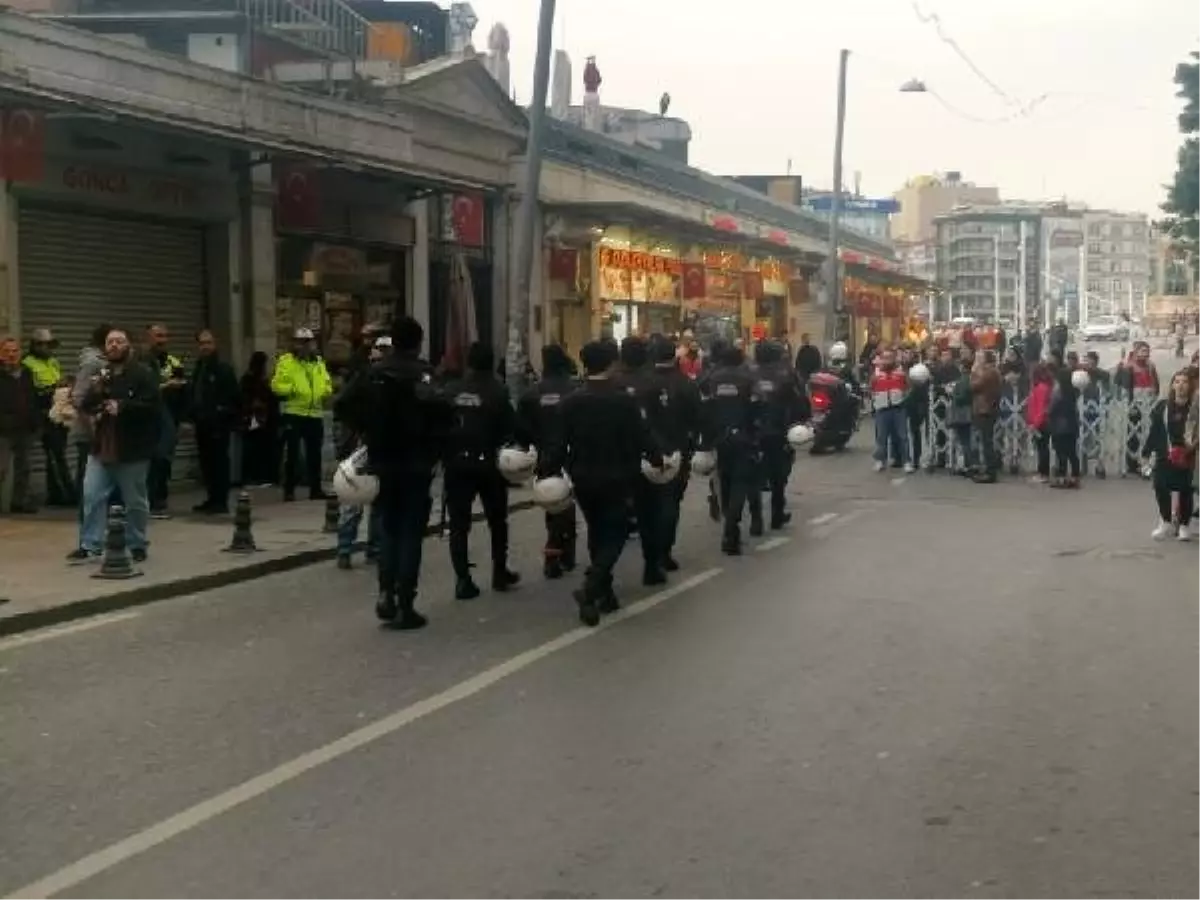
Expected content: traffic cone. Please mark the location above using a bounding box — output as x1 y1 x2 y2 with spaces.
93 505 143 580
322 493 339 534
224 491 258 553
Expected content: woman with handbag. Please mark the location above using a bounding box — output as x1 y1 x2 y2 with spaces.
1145 369 1197 541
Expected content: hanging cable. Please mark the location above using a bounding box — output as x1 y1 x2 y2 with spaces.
910 1 1020 107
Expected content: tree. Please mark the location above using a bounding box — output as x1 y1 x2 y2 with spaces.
1161 51 1199 280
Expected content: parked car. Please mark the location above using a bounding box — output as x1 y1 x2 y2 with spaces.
1080 316 1129 342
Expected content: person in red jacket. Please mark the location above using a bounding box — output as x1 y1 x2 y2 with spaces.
1025 363 1053 483
870 347 913 473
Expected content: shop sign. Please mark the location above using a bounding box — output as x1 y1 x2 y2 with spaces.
598 247 681 275
60 164 200 208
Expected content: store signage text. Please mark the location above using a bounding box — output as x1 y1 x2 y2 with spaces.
61 165 199 208
599 247 682 275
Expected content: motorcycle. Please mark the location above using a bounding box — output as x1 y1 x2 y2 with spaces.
806 371 860 453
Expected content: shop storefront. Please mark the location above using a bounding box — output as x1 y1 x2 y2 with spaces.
273 165 415 373
597 245 683 343
428 192 493 370
845 276 912 349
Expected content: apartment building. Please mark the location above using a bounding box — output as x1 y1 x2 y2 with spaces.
934 205 1042 324
1080 210 1151 317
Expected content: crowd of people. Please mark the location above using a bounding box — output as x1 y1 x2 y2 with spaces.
331 319 811 631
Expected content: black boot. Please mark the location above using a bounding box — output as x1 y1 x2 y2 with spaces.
492 566 520 592
574 588 600 627
375 591 398 622
598 587 620 614
544 558 564 580
748 519 764 538
661 554 680 572
770 511 792 530
455 576 481 601
643 565 667 586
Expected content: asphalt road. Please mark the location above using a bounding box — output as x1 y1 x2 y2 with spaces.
1 448 1196 899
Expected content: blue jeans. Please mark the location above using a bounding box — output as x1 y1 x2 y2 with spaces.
873 406 909 466
79 456 150 552
337 503 381 557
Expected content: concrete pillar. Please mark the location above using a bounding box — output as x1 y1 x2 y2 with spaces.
490 190 511 359
238 156 277 359
0 185 18 340
205 219 243 369
406 196 430 358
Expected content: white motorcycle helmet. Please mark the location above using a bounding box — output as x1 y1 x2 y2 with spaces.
641 450 682 484
908 362 932 385
828 341 848 363
690 449 717 477
786 423 816 448
333 447 379 505
532 474 574 514
497 446 538 485
1070 369 1090 390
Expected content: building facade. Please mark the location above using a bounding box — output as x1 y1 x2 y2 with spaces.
1081 210 1150 319
934 206 1043 325
891 172 1000 244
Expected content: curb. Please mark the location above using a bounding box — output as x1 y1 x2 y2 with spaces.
0 499 537 639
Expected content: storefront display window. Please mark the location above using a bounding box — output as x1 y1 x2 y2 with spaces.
596 244 684 339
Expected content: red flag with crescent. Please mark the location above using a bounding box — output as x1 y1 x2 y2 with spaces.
276 163 319 229
451 193 485 246
681 262 706 300
0 109 46 184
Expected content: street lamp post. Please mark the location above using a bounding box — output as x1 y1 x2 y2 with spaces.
822 48 850 346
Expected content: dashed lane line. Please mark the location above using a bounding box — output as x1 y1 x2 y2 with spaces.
808 512 839 527
7 567 724 900
754 537 791 552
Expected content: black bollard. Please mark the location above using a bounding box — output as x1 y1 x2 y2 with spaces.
92 505 143 580
224 491 258 553
322 493 339 534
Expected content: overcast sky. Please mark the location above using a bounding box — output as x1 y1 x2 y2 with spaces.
473 0 1198 216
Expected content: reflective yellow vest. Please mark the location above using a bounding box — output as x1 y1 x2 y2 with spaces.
270 353 333 418
22 355 61 390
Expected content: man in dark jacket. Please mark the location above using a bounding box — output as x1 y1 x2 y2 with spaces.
69 328 162 562
794 333 823 381
0 336 40 513
754 340 808 530
348 317 448 629
440 341 520 600
189 329 240 514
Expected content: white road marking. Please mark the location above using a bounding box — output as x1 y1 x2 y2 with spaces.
891 477 907 486
812 508 864 538
8 567 724 900
808 512 838 527
0 611 143 653
754 537 791 552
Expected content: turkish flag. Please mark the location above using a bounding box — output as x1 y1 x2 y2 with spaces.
681 262 706 299
276 164 319 230
451 193 485 246
0 109 46 184
547 247 578 282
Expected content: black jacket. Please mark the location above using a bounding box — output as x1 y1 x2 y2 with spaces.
80 360 162 462
754 362 810 437
0 365 39 437
440 371 516 471
518 373 580 452
542 377 660 490
645 362 703 455
189 355 240 429
351 352 447 478
698 364 762 449
795 344 823 380
1143 398 1192 460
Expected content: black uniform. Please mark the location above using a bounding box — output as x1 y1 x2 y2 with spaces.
752 342 809 529
542 352 661 625
188 353 239 513
441 364 519 596
351 348 447 628
699 348 763 554
518 345 580 578
645 342 703 569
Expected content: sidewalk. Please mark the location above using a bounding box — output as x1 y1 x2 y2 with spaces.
0 482 534 636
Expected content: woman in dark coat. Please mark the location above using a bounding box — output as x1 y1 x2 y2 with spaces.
1144 369 1197 540
1048 365 1081 488
239 351 280 486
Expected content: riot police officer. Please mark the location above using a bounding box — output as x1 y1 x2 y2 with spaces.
441 342 520 600
541 340 663 626
350 317 448 630
518 344 580 579
752 340 809 530
646 335 702 570
699 342 762 555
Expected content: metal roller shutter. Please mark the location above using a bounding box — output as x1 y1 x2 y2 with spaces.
18 205 209 486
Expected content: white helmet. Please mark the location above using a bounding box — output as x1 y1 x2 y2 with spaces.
690 449 717 477
497 446 538 485
1070 369 1090 390
641 450 682 484
532 474 573 514
333 447 379 505
828 341 848 362
908 362 932 385
786 423 815 448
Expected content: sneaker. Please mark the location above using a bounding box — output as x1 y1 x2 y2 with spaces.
1029 475 1049 484
149 508 171 521
1152 520 1174 540
1178 525 1192 542
66 547 101 563
903 463 916 474
130 548 148 564
872 461 886 473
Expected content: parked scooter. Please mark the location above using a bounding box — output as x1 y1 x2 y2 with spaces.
806 371 860 453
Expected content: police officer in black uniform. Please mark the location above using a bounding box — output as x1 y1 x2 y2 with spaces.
752 340 809 530
441 341 520 600
542 340 663 627
518 343 580 580
699 341 763 555
344 317 447 630
646 335 702 571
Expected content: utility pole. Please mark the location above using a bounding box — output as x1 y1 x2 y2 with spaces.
822 49 849 347
1077 243 1088 327
992 233 1001 325
1017 219 1028 326
506 0 556 396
